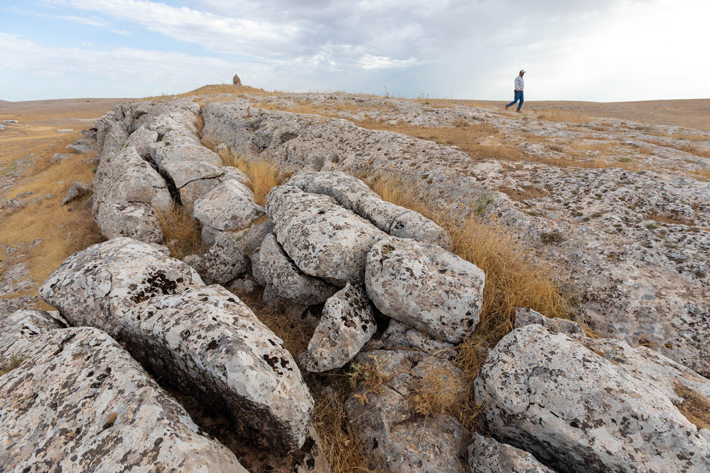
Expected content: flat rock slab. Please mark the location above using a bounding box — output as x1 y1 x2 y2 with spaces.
475 321 710 473
303 283 376 372
125 285 314 454
266 185 388 286
366 237 485 343
0 310 246 473
39 237 203 339
255 233 338 305
469 433 555 473
93 202 164 243
194 179 265 232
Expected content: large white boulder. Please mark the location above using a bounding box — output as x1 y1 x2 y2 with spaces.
365 237 485 343
39 238 203 339
124 285 315 454
0 310 246 472
468 433 554 473
266 185 388 286
475 312 710 473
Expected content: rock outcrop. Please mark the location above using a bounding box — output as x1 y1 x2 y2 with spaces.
0 309 246 472
366 237 485 343
193 179 265 239
468 433 555 473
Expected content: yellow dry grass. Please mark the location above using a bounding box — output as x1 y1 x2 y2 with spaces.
363 173 580 428
535 109 594 123
215 147 281 205
692 169 710 181
155 204 208 259
674 384 710 431
0 356 24 376
0 147 105 308
408 365 466 418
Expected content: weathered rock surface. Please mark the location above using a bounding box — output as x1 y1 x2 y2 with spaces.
92 146 172 242
287 171 452 249
61 180 91 205
366 237 485 343
468 433 555 473
267 185 388 286
196 218 273 285
0 309 246 472
67 137 97 154
194 179 265 233
345 350 467 472
199 96 710 375
380 319 456 357
475 314 710 473
255 233 339 305
125 285 314 454
39 237 202 339
50 153 73 164
302 283 376 372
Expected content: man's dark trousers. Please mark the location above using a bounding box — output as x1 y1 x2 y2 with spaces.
507 91 524 111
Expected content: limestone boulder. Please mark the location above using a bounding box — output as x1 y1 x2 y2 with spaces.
39 238 202 339
194 179 265 233
365 237 485 343
345 350 468 472
179 167 252 210
266 185 388 286
256 233 339 305
93 202 164 243
475 319 710 473
50 153 73 164
196 219 273 285
302 283 376 372
0 310 246 472
99 120 129 161
124 126 158 157
152 142 224 188
67 137 96 154
468 433 555 473
124 285 314 454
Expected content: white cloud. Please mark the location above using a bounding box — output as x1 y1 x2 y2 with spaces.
59 15 111 27
359 55 420 70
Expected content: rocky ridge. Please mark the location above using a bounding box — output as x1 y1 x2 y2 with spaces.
2 88 710 472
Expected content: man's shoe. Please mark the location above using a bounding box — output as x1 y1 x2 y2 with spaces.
516 109 521 113
505 104 510 110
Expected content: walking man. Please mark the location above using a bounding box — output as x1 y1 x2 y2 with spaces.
506 70 526 112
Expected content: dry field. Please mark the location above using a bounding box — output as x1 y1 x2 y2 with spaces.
0 97 127 309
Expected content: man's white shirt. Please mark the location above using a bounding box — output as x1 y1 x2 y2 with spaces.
515 76 524 91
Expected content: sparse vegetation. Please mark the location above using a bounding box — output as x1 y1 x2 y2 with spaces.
673 384 710 431
213 146 281 205
155 204 207 259
540 231 563 244
408 365 465 417
0 356 24 376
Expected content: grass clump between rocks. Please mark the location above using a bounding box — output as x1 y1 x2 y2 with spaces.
216 147 281 206
155 204 207 259
673 384 710 431
0 356 23 376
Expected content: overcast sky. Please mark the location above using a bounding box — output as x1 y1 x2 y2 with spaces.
1 0 707 102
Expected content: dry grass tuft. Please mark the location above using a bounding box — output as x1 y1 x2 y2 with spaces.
216 147 281 205
498 185 549 201
155 204 207 259
408 365 465 417
0 356 23 376
692 169 710 181
536 109 594 123
674 384 710 431
645 213 694 226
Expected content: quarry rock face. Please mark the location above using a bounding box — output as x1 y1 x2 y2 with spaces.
366 237 485 343
0 309 246 473
475 316 710 473
345 350 468 473
302 283 377 372
39 238 203 339
468 433 554 473
266 185 388 286
125 285 314 454
255 233 339 305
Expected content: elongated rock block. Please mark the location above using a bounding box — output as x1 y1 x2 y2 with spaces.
0 309 246 472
